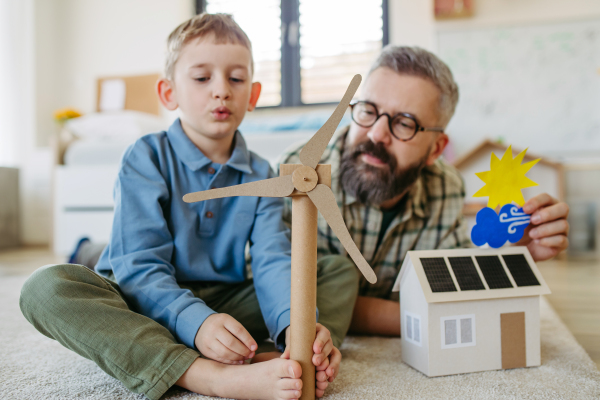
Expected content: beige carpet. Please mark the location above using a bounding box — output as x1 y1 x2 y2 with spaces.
1 275 599 400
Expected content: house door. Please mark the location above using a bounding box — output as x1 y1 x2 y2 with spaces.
500 312 526 369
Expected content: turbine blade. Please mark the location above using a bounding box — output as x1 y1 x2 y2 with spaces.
299 75 362 169
183 175 294 203
307 184 377 283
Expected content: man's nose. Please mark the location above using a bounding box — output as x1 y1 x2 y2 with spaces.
367 116 393 146
212 77 231 100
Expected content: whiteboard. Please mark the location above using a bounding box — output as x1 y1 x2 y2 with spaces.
437 19 600 159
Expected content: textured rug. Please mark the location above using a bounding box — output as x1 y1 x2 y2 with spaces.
1 275 599 400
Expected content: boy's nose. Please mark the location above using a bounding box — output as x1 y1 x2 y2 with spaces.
212 79 231 100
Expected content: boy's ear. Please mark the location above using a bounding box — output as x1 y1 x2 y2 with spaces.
156 78 178 111
426 132 449 166
247 82 262 112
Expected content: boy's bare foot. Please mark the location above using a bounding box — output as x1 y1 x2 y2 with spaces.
251 351 282 364
176 356 303 400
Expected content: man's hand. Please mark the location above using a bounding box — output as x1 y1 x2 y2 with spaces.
517 193 569 261
194 313 257 365
280 323 341 398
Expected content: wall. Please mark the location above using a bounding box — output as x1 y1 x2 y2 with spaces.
20 0 194 246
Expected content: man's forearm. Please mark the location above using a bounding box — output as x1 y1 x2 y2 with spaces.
349 296 400 336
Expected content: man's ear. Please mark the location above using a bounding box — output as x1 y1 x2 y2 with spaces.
247 82 262 112
425 132 449 165
156 78 178 111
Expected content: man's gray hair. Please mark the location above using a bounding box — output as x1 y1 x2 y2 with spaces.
369 45 459 127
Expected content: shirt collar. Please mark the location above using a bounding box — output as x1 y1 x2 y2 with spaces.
330 125 429 219
166 119 252 174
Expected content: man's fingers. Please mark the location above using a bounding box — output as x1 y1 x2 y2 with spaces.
224 318 258 354
536 235 569 249
530 201 569 225
529 219 569 239
523 193 557 215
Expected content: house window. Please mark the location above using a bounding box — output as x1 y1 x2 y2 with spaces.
440 314 476 349
404 312 422 346
199 0 389 107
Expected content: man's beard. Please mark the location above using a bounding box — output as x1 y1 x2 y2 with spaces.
339 140 428 206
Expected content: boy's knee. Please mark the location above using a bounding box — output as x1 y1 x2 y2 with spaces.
20 264 92 322
317 255 360 284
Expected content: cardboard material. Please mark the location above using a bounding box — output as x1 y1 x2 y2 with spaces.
290 195 318 400
394 247 546 377
299 74 361 169
280 164 331 196
307 185 377 284
182 175 295 203
96 74 161 116
501 312 527 369
473 146 540 208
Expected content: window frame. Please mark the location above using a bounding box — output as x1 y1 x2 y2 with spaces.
404 311 422 347
440 314 477 349
197 0 389 108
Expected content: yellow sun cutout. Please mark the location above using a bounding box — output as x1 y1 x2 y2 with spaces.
473 146 540 208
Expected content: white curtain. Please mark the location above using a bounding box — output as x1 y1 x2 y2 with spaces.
0 0 33 167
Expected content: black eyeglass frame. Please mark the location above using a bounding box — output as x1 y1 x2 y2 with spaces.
349 100 445 141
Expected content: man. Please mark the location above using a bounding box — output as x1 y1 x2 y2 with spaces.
279 45 569 336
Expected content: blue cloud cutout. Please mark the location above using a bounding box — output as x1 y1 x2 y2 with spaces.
471 204 531 248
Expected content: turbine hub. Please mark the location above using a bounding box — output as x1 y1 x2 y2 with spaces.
292 166 318 192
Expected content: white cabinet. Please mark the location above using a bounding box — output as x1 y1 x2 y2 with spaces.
53 166 119 255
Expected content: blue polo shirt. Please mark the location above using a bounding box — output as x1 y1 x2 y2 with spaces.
96 119 292 350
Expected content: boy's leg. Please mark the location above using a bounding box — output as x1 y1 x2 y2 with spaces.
315 255 360 348
19 264 198 400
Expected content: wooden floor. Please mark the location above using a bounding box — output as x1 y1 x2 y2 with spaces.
1 246 599 370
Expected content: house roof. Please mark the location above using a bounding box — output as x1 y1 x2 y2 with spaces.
453 139 562 170
392 246 550 303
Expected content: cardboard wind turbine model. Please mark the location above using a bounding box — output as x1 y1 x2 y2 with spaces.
393 146 551 377
183 75 377 400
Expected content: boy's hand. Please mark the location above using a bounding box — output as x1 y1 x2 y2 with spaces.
281 323 341 398
195 313 258 365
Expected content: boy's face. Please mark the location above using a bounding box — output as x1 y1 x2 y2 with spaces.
159 36 260 144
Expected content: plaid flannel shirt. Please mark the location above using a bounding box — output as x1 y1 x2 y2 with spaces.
277 126 471 300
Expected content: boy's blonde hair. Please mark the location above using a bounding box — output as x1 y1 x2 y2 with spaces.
165 13 253 80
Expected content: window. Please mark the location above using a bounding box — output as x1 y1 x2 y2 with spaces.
404 312 422 346
440 314 476 349
199 0 388 107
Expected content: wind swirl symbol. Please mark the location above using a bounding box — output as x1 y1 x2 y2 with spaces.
499 206 531 234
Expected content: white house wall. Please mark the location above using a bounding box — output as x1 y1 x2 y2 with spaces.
400 266 430 375
428 296 540 377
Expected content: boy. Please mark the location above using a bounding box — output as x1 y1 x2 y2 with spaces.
20 13 359 400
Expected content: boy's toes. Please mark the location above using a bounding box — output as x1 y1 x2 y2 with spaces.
277 377 302 391
278 359 302 379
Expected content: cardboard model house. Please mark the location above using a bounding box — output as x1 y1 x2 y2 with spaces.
392 246 550 377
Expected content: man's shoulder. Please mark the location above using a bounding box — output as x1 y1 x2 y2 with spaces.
422 158 465 195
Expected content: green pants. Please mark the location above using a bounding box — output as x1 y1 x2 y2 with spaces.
19 255 359 400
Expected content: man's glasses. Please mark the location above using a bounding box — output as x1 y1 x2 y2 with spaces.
349 101 444 141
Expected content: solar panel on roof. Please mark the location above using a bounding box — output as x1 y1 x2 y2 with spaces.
502 254 540 287
448 257 485 291
475 256 513 289
420 257 457 292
